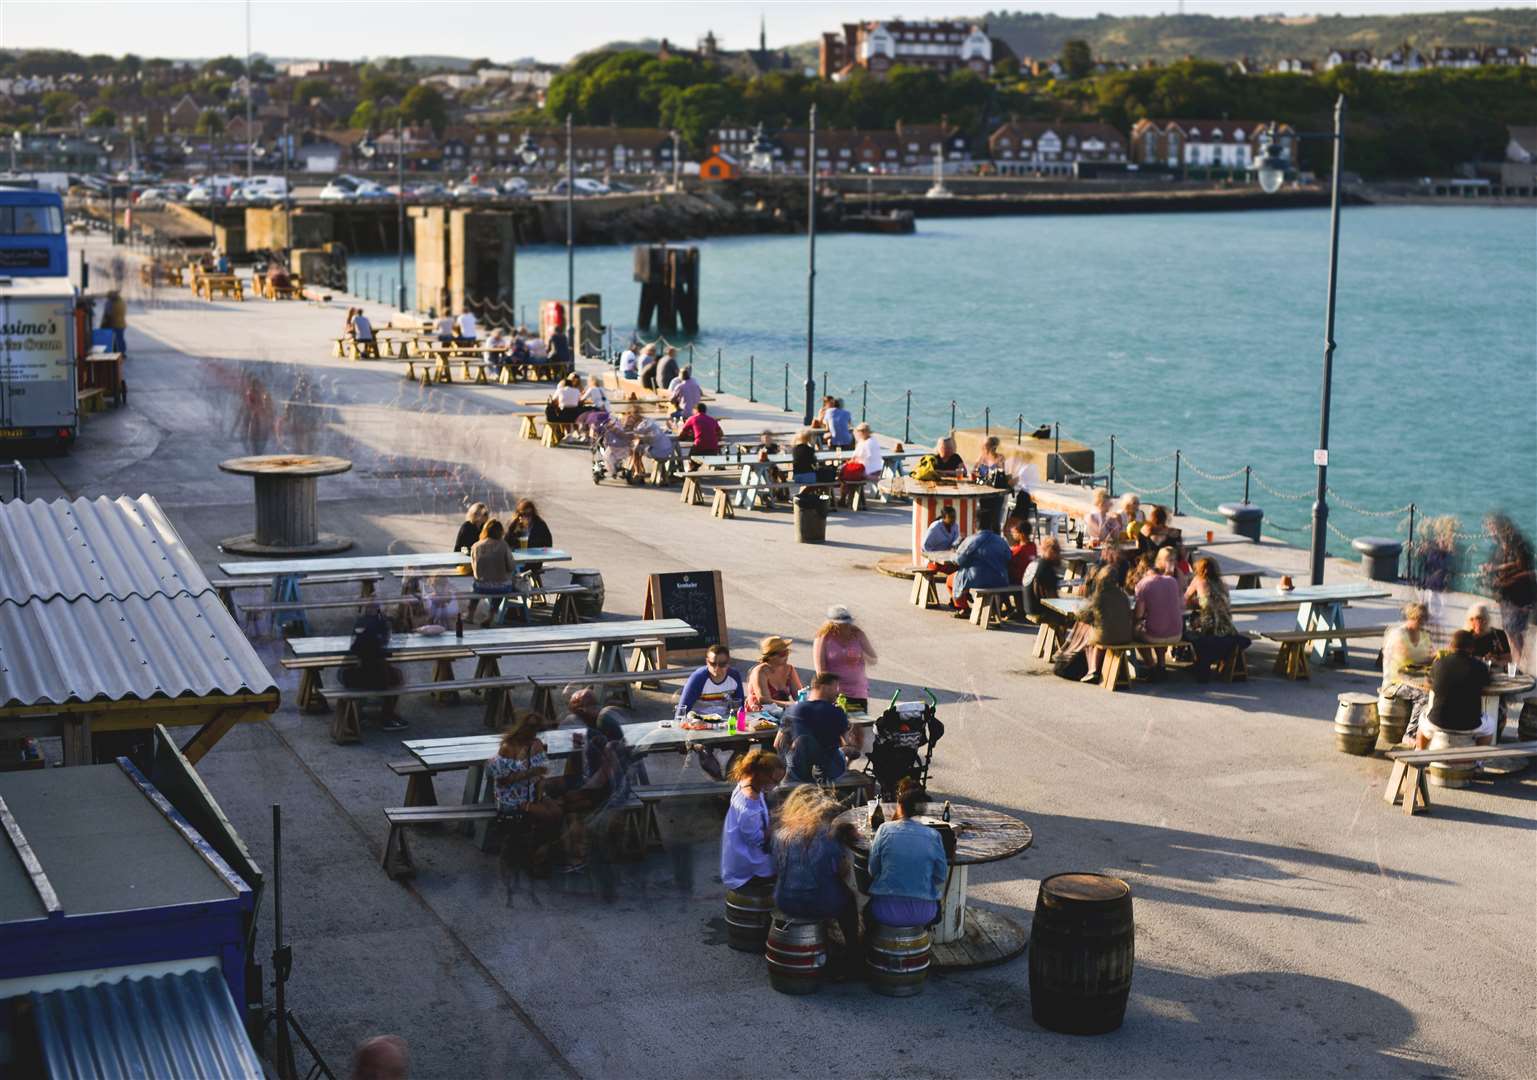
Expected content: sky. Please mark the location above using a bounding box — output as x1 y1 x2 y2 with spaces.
0 1 1513 65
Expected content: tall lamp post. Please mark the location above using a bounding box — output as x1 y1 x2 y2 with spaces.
1257 96 1345 586
565 113 574 349
803 104 817 426
395 107 406 312
515 130 540 325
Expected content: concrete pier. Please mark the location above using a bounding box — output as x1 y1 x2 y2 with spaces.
32 234 1535 1080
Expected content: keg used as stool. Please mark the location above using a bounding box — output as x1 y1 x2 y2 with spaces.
724 885 774 953
766 913 826 995
866 922 932 998
1377 693 1412 746
1029 873 1135 1035
1333 693 1380 756
1427 731 1476 788
564 568 606 620
1519 699 1537 742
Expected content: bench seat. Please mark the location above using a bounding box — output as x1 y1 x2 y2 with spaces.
326 674 529 743
1263 624 1388 680
1383 740 1537 815
967 585 1026 629
525 667 696 719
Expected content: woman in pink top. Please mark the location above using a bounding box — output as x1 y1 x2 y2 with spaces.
812 605 878 713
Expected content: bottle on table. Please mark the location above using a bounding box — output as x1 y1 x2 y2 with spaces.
455 614 464 639
942 800 952 823
868 783 884 831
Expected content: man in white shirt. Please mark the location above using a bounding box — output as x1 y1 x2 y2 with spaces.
618 343 639 381
454 309 478 344
434 312 454 344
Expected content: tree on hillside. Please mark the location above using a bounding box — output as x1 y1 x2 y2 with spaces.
195 109 225 136
84 106 116 129
1061 40 1094 80
400 84 448 135
201 55 245 78
291 77 331 104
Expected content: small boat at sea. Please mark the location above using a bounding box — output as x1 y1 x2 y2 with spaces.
840 209 916 235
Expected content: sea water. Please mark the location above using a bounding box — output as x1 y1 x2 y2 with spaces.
352 204 1536 552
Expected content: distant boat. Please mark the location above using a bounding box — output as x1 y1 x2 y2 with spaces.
840 209 915 235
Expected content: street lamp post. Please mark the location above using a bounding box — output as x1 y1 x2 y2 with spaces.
396 109 406 312
516 130 540 325
803 104 817 426
1258 97 1345 585
566 113 574 349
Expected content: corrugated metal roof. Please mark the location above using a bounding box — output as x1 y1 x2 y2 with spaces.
0 591 277 708
0 495 214 606
31 968 264 1080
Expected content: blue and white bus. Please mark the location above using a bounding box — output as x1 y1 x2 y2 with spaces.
0 187 68 278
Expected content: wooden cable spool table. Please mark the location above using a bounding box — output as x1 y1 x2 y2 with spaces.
904 481 1003 565
218 454 354 555
837 800 1033 970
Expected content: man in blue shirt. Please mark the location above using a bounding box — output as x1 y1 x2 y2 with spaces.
783 673 852 782
949 523 1013 616
824 398 854 450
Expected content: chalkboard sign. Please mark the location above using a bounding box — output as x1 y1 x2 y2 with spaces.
643 570 728 665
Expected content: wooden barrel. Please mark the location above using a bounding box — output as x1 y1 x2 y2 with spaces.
1029 873 1134 1035
724 885 774 953
1333 693 1379 756
1427 731 1475 788
766 914 826 995
1377 693 1411 746
565 568 605 621
866 922 931 998
1518 699 1537 743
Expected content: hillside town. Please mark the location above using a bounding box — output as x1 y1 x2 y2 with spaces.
3 16 1536 192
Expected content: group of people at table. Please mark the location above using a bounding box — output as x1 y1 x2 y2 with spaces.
922 484 1247 683
479 609 881 885
341 304 576 374
451 500 556 625
1378 599 1519 749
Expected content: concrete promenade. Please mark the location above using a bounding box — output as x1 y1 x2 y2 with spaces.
28 238 1535 1079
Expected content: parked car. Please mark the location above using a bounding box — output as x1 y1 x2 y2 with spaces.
230 175 290 205
132 183 188 208
499 176 530 197
450 182 500 202
186 174 241 204
548 178 610 196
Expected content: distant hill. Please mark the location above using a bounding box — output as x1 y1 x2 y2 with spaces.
979 8 1537 63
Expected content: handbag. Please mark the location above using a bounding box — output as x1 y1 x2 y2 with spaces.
1053 648 1088 680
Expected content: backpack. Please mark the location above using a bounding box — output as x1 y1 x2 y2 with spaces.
911 455 942 483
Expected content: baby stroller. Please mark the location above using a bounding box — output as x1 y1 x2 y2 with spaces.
863 689 943 795
590 414 639 485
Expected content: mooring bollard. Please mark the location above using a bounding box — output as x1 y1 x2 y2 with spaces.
905 391 912 442
717 348 723 393
783 363 789 411
748 355 755 402
1173 450 1182 514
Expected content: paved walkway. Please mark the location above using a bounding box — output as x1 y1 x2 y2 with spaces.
27 238 1534 1079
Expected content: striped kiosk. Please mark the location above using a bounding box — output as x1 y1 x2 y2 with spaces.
905 480 1000 565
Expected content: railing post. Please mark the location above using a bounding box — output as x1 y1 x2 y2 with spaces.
1053 422 1060 482
716 348 722 393
783 363 789 412
748 355 755 402
821 370 827 402
1108 435 1116 498
904 391 912 443
1244 465 1251 504
861 381 868 423
949 400 956 434
1016 414 1023 444
984 406 990 438
1173 450 1182 515
1405 503 1416 581
688 344 694 369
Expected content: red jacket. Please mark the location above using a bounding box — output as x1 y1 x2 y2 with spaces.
679 413 723 452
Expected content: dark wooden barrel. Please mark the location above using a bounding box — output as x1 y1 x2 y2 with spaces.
724 885 774 953
766 913 826 995
866 922 931 998
1029 873 1135 1035
1519 699 1537 743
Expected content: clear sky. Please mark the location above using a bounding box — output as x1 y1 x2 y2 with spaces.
0 1 1512 65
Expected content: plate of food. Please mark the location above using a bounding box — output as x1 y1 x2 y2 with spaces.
417 624 447 636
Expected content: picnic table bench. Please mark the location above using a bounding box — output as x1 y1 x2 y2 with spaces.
210 570 383 612
76 387 107 414
197 274 244 301
325 674 530 744
1264 624 1389 680
526 667 696 720
1384 740 1537 815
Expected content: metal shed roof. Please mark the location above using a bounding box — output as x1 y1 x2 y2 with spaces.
0 495 214 606
30 968 264 1080
0 591 276 709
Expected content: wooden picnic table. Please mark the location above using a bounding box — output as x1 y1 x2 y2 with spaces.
288 617 695 673
837 800 1033 971
217 548 568 578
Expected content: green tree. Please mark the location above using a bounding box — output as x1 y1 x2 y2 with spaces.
659 82 741 149
399 84 448 135
39 90 78 119
291 77 331 103
201 55 245 78
1061 40 1094 80
349 100 379 131
84 106 116 129
195 109 225 136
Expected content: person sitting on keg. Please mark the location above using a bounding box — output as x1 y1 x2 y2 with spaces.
721 748 786 892
1415 630 1493 751
773 785 862 971
1464 602 1512 668
1381 601 1437 740
864 778 949 929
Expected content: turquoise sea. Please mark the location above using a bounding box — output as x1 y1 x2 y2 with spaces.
353 205 1537 553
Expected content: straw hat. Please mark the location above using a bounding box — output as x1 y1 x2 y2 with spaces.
759 635 793 661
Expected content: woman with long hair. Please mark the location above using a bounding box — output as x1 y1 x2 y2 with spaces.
1484 512 1535 670
454 502 490 554
746 636 803 712
720 748 786 891
1381 601 1437 742
471 518 520 624
1183 556 1245 682
773 785 861 965
513 498 553 550
486 711 561 886
813 606 877 714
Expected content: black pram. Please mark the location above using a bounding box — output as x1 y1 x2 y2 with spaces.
864 689 943 793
